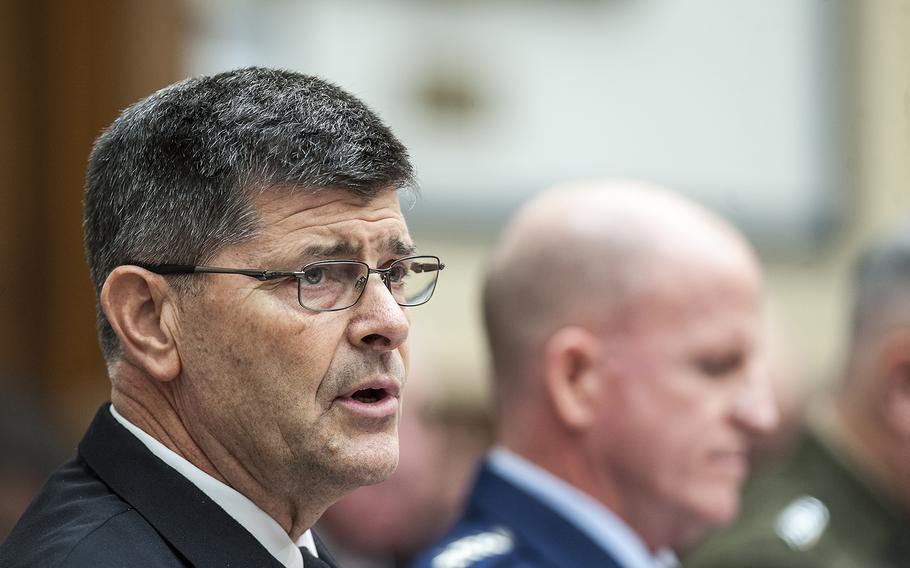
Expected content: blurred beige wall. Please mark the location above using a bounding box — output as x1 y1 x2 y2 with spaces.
0 0 907 436
764 0 910 389
412 0 910 406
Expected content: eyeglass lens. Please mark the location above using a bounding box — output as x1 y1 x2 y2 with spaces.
296 257 441 311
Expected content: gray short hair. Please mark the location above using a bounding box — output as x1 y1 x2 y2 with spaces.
84 67 415 361
851 222 910 337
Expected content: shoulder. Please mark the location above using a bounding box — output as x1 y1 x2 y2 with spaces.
0 458 184 567
414 459 623 568
59 509 187 567
682 498 830 568
412 523 542 568
684 436 870 568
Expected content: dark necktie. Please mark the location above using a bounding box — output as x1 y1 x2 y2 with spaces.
300 547 332 568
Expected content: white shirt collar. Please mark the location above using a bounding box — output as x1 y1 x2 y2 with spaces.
488 447 677 568
110 405 318 568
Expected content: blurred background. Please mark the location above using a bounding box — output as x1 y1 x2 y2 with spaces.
1 0 908 562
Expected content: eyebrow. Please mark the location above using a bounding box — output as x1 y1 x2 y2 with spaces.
303 242 361 260
288 237 417 268
390 238 417 256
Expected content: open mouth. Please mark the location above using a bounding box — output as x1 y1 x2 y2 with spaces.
336 380 400 418
351 388 387 404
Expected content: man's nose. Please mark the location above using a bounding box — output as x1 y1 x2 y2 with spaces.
347 275 409 351
733 369 780 435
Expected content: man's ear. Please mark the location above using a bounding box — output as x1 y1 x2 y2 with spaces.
542 326 603 431
879 333 910 439
101 266 181 382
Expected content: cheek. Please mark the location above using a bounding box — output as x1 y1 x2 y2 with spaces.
399 341 410 375
614 376 721 483
652 403 728 479
653 409 744 526
674 474 742 530
632 422 699 487
259 313 350 396
608 355 745 525
181 294 341 397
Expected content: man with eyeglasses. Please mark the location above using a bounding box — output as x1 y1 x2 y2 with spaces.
0 67 443 568
414 180 778 568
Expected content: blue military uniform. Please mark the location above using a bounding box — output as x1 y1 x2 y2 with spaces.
411 461 625 568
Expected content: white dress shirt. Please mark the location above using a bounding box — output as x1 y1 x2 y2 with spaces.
110 405 318 568
487 447 678 568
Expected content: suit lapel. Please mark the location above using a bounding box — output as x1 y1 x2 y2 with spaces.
79 404 284 567
469 463 625 568
312 532 340 568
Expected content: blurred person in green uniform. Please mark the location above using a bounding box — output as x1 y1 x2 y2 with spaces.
684 223 910 568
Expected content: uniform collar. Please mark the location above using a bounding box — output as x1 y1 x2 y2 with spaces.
488 448 677 568
110 405 318 567
78 403 285 567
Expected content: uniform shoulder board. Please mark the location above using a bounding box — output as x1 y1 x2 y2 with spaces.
431 526 514 568
773 495 830 551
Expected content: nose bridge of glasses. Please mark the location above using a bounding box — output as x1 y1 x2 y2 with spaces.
353 266 388 292
370 266 392 285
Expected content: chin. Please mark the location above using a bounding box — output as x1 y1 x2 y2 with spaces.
668 496 739 550
338 434 400 488
692 488 741 529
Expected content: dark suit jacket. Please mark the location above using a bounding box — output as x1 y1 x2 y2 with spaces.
0 403 338 567
411 462 624 568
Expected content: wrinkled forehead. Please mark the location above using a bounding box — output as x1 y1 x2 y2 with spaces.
238 187 413 264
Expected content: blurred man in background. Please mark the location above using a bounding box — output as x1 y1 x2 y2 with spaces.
0 67 445 568
414 180 779 568
684 223 910 568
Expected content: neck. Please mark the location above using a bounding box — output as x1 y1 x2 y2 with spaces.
578 461 696 552
501 433 692 553
498 386 697 552
110 364 333 540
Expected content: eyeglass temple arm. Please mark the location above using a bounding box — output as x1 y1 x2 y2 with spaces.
133 260 444 279
412 262 446 274
133 263 295 281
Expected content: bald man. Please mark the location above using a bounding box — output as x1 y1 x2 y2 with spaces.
412 180 779 568
685 223 910 568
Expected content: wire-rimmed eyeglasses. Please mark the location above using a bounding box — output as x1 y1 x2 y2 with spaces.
131 255 445 312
